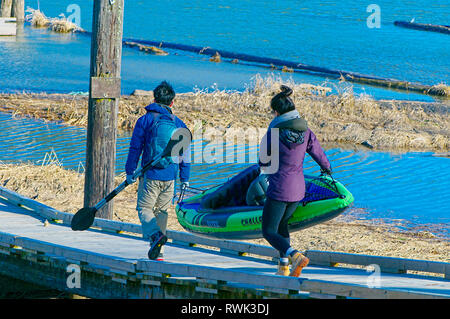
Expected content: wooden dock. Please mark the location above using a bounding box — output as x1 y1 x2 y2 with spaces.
0 17 16 36
0 186 449 299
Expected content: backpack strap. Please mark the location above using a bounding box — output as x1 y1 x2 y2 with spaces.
158 103 174 114
149 111 176 123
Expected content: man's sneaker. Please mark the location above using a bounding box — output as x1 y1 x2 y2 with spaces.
156 253 164 261
275 259 290 276
148 231 167 260
289 252 309 277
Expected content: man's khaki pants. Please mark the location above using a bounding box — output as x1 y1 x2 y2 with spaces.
137 177 174 246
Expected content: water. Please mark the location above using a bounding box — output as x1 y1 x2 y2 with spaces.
0 0 449 100
0 112 448 238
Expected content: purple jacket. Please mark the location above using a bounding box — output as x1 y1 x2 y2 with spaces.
260 124 331 202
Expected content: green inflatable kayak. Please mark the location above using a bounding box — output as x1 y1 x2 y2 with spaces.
176 164 354 239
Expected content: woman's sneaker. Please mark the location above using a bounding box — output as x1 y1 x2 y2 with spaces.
275 259 290 276
148 231 167 260
288 252 309 277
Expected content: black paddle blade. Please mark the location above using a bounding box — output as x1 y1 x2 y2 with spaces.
71 207 96 231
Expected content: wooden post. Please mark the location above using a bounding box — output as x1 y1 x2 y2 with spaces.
12 0 24 22
0 0 13 17
84 0 124 220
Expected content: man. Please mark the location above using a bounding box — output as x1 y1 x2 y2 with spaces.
125 81 191 260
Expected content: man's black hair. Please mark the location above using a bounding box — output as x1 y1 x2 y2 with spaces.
154 81 175 106
271 85 295 115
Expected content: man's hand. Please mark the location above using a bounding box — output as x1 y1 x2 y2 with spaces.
180 181 189 192
126 174 137 185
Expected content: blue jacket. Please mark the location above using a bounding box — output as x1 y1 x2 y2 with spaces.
125 103 191 182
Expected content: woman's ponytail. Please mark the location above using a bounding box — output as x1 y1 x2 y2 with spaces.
271 85 295 115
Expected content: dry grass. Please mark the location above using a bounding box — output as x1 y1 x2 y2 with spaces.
431 83 450 96
26 8 50 27
0 75 448 151
50 19 82 33
25 7 84 33
0 161 448 266
0 152 138 218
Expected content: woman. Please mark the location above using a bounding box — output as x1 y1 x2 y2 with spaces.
259 85 332 277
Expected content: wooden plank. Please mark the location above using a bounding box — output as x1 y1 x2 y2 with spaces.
0 231 17 245
167 230 278 258
305 250 450 276
136 259 448 299
92 219 141 233
2 231 137 273
300 279 444 299
141 279 161 286
0 187 62 220
136 259 303 292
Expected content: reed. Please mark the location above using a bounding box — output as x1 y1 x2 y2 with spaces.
430 83 450 97
50 18 81 33
0 152 138 217
25 8 49 27
0 75 448 151
25 7 84 33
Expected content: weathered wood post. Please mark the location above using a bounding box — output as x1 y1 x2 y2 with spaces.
0 0 13 17
84 0 124 219
12 0 24 22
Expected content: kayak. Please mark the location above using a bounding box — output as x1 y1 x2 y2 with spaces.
175 164 354 239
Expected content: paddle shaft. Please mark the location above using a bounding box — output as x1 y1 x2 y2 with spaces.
92 129 192 212
93 153 166 211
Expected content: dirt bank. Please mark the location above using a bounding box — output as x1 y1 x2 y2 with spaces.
1 76 448 151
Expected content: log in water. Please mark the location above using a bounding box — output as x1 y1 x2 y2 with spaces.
394 21 450 35
73 29 449 97
121 37 448 97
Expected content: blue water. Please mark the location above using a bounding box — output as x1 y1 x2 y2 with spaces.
0 112 448 238
0 0 449 100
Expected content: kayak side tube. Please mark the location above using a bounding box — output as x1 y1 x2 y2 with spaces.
176 177 354 240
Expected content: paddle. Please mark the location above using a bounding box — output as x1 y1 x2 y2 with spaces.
71 128 192 231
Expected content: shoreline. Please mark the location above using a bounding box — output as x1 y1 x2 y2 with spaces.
0 77 448 153
0 163 448 270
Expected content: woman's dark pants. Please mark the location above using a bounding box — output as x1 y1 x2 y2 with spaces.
262 197 299 258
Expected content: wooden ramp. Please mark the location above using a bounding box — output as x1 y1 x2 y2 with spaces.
0 186 449 299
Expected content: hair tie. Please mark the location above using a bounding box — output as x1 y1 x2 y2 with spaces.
280 85 293 97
